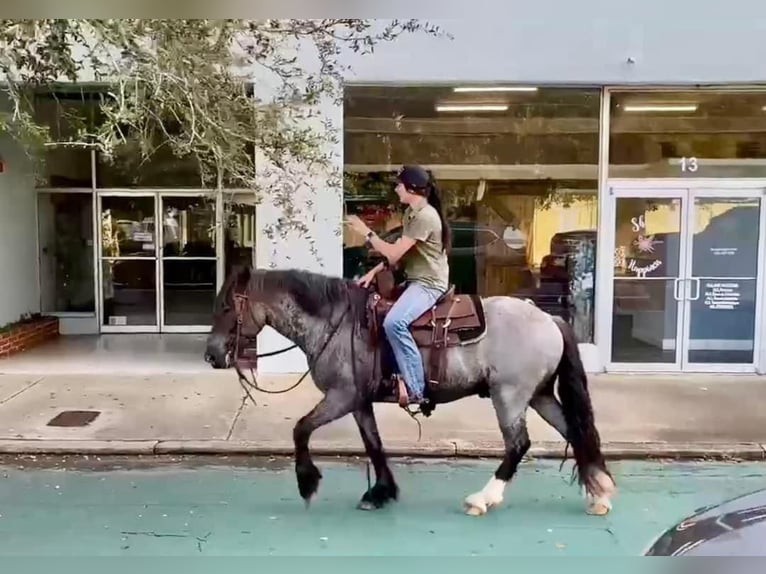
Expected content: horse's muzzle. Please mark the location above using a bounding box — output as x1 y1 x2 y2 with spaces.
204 333 232 369
204 352 233 370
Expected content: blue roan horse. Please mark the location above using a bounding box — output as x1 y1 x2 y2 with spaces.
205 265 615 516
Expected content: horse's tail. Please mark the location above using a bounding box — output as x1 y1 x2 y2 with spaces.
551 316 613 495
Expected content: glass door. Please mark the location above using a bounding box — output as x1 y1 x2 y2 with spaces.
604 184 765 372
99 194 159 332
159 194 217 332
607 189 687 370
682 190 764 371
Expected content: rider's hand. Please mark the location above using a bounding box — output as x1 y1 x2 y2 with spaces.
356 270 376 288
345 215 372 238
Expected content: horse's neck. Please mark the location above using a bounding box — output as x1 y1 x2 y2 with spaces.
265 299 340 358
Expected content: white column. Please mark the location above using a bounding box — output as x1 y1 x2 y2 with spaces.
253 88 344 374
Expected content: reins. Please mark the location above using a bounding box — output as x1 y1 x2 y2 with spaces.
228 285 425 440
231 291 349 402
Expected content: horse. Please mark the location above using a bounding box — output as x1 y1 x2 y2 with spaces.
204 264 616 517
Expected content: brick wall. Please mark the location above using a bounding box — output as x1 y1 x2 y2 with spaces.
0 316 59 358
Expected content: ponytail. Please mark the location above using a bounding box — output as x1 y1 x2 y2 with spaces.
397 164 451 255
426 179 451 256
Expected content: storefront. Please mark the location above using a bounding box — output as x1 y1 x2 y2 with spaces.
3 7 766 375
341 85 766 374
30 91 257 336
600 89 766 373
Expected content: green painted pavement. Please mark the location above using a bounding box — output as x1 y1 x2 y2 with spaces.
0 456 763 556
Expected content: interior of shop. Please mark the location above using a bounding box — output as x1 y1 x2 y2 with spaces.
343 86 766 368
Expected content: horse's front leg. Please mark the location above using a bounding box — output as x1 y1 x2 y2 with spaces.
353 402 398 510
293 388 355 504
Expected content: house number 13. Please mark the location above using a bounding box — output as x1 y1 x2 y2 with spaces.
680 157 699 172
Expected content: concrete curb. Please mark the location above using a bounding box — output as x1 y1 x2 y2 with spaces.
0 438 763 460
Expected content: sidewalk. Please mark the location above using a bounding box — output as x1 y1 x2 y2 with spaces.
0 371 764 459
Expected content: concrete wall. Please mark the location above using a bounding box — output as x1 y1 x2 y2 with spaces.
342 2 766 85
253 38 344 373
0 99 40 327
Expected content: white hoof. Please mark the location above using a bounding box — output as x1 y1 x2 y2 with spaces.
463 493 490 516
463 478 506 516
585 469 616 515
586 495 612 515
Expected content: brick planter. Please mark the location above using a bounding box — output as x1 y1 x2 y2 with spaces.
0 316 59 359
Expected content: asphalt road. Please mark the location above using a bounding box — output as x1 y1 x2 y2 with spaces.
0 455 763 557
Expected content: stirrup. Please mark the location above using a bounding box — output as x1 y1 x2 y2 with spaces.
400 396 434 418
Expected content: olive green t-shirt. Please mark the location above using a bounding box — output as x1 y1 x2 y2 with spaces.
401 203 449 292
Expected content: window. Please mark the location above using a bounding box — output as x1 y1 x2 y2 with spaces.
224 194 256 277
343 85 601 342
33 90 99 188
97 142 204 188
37 192 95 313
609 90 766 178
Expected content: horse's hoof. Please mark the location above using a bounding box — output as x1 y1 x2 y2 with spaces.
586 497 612 516
464 502 486 516
357 499 378 511
463 489 502 516
357 484 396 511
463 493 489 516
296 463 322 502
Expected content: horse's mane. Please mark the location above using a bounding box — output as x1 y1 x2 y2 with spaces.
246 267 369 325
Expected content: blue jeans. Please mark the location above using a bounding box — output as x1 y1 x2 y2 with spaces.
382 281 444 400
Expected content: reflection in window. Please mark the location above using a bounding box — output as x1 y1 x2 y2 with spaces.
38 193 95 313
343 85 600 342
610 90 766 178
97 142 204 188
101 260 157 326
224 199 256 277
100 196 156 258
33 90 100 188
163 260 217 326
161 196 216 257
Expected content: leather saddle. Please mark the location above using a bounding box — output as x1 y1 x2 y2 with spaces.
365 269 486 389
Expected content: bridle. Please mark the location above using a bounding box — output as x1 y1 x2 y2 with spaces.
230 290 350 404
229 284 424 452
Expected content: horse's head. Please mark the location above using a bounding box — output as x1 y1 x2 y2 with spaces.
205 264 266 369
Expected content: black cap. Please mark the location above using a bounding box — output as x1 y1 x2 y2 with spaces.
396 165 431 191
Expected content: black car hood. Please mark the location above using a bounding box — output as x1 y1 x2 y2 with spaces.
644 488 766 556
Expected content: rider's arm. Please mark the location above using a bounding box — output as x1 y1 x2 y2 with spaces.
367 234 416 267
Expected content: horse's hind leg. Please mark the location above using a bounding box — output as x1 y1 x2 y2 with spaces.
531 390 615 515
463 385 531 517
530 389 568 437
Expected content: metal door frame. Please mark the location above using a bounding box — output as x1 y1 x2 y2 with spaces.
157 191 217 334
682 187 766 373
600 179 766 373
97 191 161 333
599 184 688 372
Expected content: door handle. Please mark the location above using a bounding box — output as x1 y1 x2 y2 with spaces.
673 278 684 301
689 277 701 301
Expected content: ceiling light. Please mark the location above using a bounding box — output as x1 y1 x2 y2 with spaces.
453 86 537 93
436 104 509 112
623 104 698 112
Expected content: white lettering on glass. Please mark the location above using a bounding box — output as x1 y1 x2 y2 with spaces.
627 258 662 278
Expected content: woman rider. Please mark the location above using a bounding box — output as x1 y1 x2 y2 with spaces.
345 165 451 407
